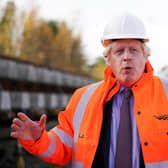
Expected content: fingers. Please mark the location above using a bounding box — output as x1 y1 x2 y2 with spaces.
11 113 28 131
39 114 47 129
13 118 24 128
17 112 31 122
11 118 23 139
11 123 21 132
10 112 30 139
11 122 22 139
10 112 46 140
10 131 19 138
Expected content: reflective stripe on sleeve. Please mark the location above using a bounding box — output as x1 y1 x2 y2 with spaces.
51 127 73 148
36 133 56 159
146 161 168 168
160 77 168 98
72 160 84 168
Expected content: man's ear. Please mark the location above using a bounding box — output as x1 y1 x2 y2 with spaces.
104 53 112 65
103 43 113 57
144 46 151 57
101 40 111 47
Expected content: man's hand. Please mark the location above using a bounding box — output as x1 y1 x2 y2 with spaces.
11 112 47 141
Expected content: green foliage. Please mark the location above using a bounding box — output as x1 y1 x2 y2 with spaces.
48 21 59 36
0 1 16 56
89 57 107 80
20 10 57 66
54 22 86 71
0 1 88 75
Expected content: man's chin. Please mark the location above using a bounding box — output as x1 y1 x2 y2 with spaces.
118 78 135 87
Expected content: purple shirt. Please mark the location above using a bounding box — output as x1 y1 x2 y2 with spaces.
109 86 140 168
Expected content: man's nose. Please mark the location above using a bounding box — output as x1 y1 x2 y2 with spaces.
123 50 132 61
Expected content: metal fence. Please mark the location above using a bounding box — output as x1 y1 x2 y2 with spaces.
0 56 98 168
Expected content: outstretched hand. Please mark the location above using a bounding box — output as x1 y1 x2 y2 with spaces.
11 112 47 141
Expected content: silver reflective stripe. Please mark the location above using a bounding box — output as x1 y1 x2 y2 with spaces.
51 127 73 148
72 81 102 167
160 77 168 98
73 81 103 142
146 161 168 168
37 133 56 158
72 161 84 168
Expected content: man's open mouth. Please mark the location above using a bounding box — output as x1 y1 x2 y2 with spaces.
124 67 132 70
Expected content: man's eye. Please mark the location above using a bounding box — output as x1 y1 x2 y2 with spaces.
130 48 137 53
116 49 124 54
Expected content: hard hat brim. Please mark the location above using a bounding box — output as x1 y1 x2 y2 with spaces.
101 35 149 47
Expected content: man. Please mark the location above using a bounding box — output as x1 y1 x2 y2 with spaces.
11 13 168 168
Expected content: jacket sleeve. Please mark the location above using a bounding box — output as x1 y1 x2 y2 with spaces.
18 86 88 165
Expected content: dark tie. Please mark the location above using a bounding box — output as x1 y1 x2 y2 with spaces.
115 89 132 168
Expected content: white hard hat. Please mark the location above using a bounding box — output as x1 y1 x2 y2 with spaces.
101 13 149 47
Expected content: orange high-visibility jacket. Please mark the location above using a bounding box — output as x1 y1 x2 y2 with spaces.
19 61 168 168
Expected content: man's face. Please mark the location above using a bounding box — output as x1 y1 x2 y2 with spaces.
107 39 148 87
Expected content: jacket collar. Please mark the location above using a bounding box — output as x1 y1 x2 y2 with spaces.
102 61 154 103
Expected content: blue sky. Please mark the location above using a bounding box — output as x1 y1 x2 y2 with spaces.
2 0 168 73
